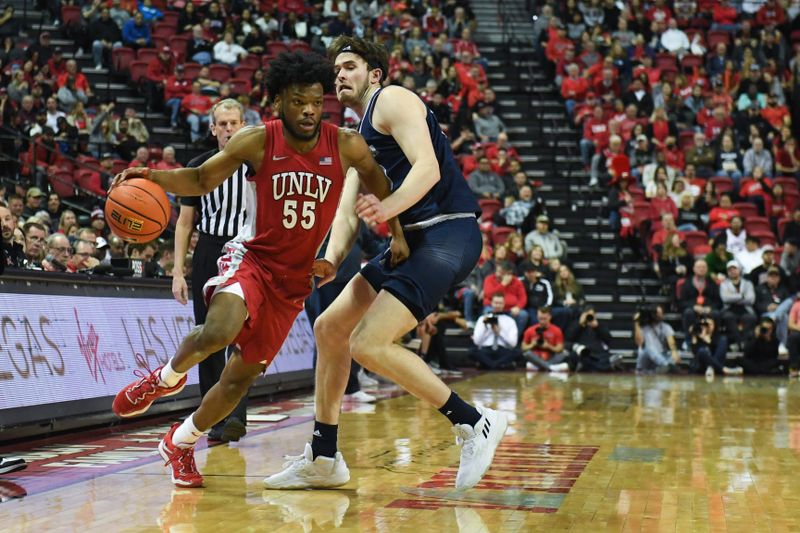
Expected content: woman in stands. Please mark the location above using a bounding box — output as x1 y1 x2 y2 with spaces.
57 210 77 235
657 232 691 299
552 264 584 331
708 193 740 238
517 244 547 277
504 232 526 266
676 192 702 232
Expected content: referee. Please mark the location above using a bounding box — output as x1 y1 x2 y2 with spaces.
172 98 250 443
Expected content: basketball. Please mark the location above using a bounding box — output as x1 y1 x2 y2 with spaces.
105 178 171 243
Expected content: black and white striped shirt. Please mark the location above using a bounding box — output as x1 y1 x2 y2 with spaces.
180 149 249 239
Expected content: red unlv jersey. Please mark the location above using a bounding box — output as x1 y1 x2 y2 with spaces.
234 120 345 301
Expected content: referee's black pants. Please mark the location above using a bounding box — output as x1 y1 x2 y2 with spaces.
192 233 248 425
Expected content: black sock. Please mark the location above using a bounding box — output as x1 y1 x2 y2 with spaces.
438 391 481 427
310 420 338 459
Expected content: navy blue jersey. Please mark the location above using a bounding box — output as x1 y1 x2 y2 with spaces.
358 87 480 227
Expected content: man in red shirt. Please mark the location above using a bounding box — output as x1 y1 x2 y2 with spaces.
561 63 589 116
154 146 183 171
522 307 568 371
422 5 447 36
545 25 573 65
145 46 176 112
761 95 789 130
482 260 529 334
484 132 519 161
454 50 487 88
56 59 93 99
704 106 734 142
581 105 609 169
181 81 214 143
164 65 192 129
756 0 786 28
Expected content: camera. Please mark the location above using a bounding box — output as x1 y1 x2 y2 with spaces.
759 325 770 336
484 314 499 326
572 343 590 358
690 318 709 337
585 313 595 323
536 326 546 346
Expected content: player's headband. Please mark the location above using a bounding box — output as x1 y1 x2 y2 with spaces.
337 45 382 77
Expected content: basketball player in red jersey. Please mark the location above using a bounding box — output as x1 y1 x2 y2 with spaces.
109 52 408 488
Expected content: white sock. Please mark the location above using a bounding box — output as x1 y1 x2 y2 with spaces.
172 414 204 448
159 360 186 388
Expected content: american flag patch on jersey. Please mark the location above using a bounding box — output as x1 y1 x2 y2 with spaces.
319 156 332 165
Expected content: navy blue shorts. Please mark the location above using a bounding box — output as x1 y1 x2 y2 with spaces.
361 216 482 321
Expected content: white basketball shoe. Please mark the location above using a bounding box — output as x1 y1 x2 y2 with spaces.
452 407 508 490
263 443 350 489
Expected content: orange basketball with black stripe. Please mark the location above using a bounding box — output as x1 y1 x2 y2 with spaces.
105 178 170 243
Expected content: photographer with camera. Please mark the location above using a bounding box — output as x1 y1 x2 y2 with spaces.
634 305 680 373
742 317 784 375
679 259 723 347
720 260 757 351
565 307 623 372
688 316 743 377
468 293 520 370
521 306 569 372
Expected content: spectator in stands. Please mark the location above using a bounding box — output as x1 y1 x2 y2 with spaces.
720 260 758 350
650 182 678 221
782 238 800 279
726 216 747 255
680 258 723 341
108 0 130 30
498 185 535 228
782 207 800 244
42 233 71 272
688 316 742 377
138 0 162 23
45 193 61 228
214 31 248 67
742 317 783 375
129 146 150 168
580 105 610 170
522 306 569 372
469 293 519 370
716 134 744 188
155 146 182 171
705 236 734 281
467 156 504 199
757 264 791 316
67 239 98 273
187 24 214 65
736 236 766 274
708 193 740 237
592 134 630 188
56 60 94 101
44 97 65 132
656 231 691 294
22 221 46 269
561 63 589 117
743 137 774 176
482 260 528 334
521 264 553 326
90 7 123 70
56 75 89 113
473 101 505 142
90 209 107 238
676 192 702 231
21 188 45 220
144 47 176 112
750 245 785 285
182 82 214 143
775 137 800 178
122 12 151 50
660 17 690 56
57 210 76 235
164 65 192 130
551 263 583 331
685 131 716 177
0 204 24 268
634 304 679 374
524 214 566 260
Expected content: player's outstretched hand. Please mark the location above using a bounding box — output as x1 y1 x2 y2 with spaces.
109 166 150 193
389 235 409 267
355 193 387 225
172 275 189 305
311 258 336 288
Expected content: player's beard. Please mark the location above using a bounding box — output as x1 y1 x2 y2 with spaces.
279 110 321 142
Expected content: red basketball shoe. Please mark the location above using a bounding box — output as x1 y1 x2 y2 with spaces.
112 364 187 418
159 423 204 488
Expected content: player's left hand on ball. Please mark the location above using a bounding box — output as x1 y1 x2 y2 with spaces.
355 193 387 225
109 167 149 193
310 258 336 287
389 235 410 267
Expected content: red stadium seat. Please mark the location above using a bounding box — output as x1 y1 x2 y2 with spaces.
478 199 502 222
655 53 677 71
233 65 256 81
675 277 686 300
162 11 179 28
707 30 731 49
75 169 105 196
50 171 75 198
148 146 163 162
289 41 312 54
745 217 772 234
152 36 168 51
775 176 799 193
228 78 252 95
112 47 136 73
710 176 733 195
261 54 275 69
129 60 149 83
112 159 128 175
683 230 709 255
491 226 516 246
169 35 190 62
679 130 696 151
61 5 81 29
209 63 231 83
267 41 289 55
137 48 159 63
733 202 759 219
749 230 777 247
152 23 173 39
681 55 702 71
183 62 203 80
693 243 711 257
239 55 261 70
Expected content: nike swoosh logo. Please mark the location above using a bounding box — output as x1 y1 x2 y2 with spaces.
273 155 288 161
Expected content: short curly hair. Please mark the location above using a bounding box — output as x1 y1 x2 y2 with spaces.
264 52 335 103
327 36 389 84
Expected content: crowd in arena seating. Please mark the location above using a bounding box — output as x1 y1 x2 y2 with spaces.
538 0 800 375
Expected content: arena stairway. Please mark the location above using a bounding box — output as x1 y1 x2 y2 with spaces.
441 0 677 368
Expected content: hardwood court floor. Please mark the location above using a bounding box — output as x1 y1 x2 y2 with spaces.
2 372 800 532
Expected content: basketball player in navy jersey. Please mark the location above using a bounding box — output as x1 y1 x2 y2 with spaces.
265 37 508 491
173 98 250 443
